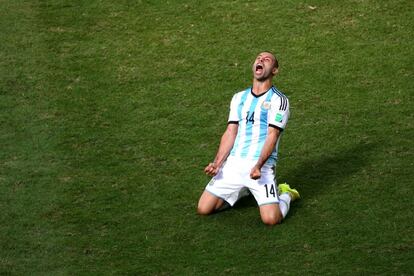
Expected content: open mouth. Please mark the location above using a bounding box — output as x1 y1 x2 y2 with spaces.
255 64 263 72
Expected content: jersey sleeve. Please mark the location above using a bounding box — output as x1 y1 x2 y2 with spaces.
268 95 289 130
228 93 240 124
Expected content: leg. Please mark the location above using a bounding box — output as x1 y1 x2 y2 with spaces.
248 181 282 225
259 183 300 225
197 190 226 215
198 158 245 215
259 204 283 225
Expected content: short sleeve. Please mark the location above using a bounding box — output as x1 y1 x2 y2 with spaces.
228 93 240 123
268 95 289 130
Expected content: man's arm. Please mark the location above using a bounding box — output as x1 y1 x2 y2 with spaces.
250 126 281 180
204 123 238 176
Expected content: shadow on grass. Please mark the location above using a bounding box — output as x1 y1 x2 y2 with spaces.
282 141 379 198
233 141 379 210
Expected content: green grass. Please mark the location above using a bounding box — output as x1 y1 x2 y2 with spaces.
1 0 413 274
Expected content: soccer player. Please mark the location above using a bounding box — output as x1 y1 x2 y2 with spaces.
197 51 300 225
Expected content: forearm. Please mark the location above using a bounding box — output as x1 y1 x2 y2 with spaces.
213 129 236 167
204 123 238 177
255 128 279 169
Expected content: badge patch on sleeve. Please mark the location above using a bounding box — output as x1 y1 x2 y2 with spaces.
275 113 283 122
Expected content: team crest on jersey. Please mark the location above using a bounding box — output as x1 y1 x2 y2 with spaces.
262 101 271 110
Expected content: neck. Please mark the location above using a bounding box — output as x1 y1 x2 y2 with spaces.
251 79 273 95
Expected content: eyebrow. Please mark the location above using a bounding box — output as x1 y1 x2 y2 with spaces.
258 54 274 60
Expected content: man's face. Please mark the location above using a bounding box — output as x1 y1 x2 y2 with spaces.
252 52 278 81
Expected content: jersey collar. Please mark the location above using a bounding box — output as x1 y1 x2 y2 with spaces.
250 86 274 98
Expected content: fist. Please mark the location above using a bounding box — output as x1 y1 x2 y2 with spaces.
204 162 219 176
250 166 261 180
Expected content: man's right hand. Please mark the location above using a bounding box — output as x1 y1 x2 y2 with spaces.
204 162 219 176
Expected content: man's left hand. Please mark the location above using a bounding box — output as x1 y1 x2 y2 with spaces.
250 166 261 180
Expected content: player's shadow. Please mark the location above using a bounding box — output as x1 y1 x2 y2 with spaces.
233 141 378 209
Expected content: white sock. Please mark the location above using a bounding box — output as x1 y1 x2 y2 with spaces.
279 193 292 218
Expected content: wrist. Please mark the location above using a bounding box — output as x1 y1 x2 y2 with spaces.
254 162 263 170
213 159 221 167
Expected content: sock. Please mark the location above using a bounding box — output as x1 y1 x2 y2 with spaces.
279 193 292 218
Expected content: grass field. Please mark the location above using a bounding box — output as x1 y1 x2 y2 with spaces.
1 0 413 274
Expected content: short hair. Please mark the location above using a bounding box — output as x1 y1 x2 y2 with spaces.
261 50 279 69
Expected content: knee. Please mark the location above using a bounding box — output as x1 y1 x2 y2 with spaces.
197 204 213 215
261 213 282 226
259 204 283 226
197 191 223 215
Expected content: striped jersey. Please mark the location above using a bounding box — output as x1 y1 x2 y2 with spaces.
228 86 289 165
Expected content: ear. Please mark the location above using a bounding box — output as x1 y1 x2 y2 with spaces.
272 67 279 76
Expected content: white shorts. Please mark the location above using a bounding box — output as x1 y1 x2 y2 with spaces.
205 156 280 206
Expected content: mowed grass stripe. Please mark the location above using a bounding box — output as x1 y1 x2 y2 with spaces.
0 0 413 274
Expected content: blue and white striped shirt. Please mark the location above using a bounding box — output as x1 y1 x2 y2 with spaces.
228 86 289 165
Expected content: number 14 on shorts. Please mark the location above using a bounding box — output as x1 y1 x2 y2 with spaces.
264 184 277 198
